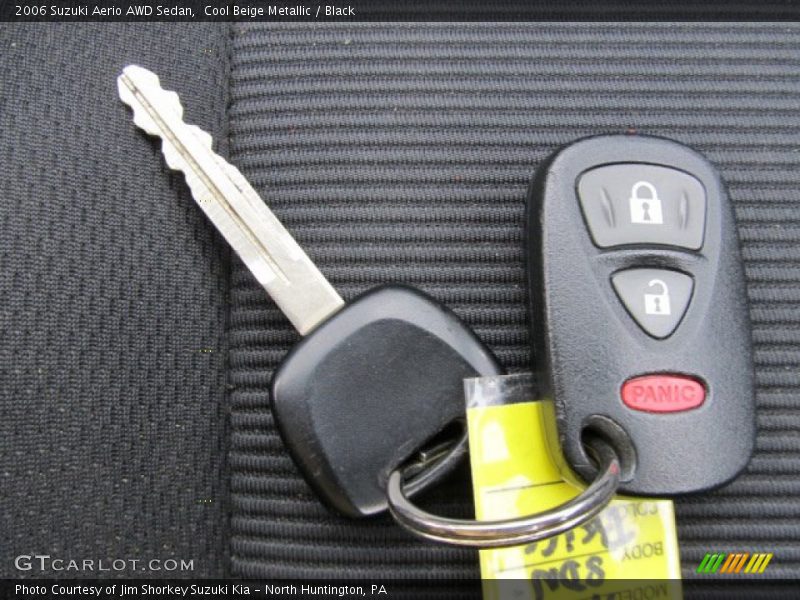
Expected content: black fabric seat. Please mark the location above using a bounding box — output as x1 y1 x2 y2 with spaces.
2 22 800 580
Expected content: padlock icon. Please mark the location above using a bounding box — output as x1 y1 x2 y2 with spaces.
629 181 664 225
644 279 671 315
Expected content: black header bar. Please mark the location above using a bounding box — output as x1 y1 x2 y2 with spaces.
3 0 800 22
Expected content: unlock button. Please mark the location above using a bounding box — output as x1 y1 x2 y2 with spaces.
612 269 694 339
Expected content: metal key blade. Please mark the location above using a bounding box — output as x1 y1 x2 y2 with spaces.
117 65 343 335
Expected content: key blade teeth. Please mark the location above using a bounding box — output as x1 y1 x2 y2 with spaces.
117 76 159 136
117 64 185 136
160 139 188 172
158 125 214 179
120 65 185 119
116 65 345 335
186 124 214 150
163 90 184 119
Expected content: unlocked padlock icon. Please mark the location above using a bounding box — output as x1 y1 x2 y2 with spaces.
644 279 671 315
629 181 664 225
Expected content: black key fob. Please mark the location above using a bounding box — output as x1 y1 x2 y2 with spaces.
527 134 755 495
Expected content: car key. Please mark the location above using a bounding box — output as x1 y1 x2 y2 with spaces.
118 65 501 517
527 134 755 495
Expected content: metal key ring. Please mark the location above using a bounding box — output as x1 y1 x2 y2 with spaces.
386 437 621 548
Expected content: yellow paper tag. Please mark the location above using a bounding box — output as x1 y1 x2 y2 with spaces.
467 397 682 599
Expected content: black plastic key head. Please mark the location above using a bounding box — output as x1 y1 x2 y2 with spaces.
271 285 502 517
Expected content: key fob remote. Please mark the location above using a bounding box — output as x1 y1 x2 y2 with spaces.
527 134 755 495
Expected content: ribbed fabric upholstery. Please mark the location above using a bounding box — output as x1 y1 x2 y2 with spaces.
227 23 800 579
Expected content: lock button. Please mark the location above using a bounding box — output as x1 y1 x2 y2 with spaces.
577 164 706 250
629 181 664 225
611 268 694 339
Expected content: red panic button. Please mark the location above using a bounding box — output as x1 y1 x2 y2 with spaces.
621 375 706 413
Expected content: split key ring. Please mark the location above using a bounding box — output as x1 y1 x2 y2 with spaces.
386 424 621 548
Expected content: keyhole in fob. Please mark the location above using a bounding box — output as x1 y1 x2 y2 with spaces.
653 297 661 313
641 202 651 222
